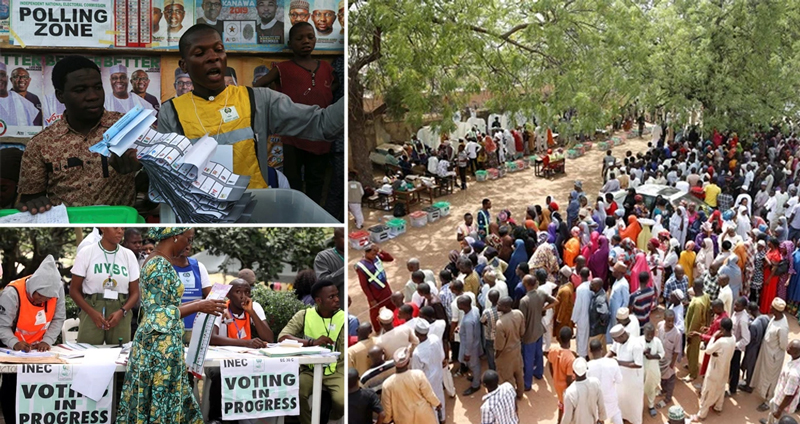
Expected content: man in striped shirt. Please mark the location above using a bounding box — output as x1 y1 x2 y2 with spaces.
480 370 519 424
481 290 501 371
630 271 657 330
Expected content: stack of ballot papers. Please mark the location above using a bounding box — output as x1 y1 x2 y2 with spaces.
89 106 256 223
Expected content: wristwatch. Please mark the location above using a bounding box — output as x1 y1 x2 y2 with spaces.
121 307 128 317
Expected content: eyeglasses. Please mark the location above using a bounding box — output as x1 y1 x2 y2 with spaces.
11 75 31 81
204 2 221 8
110 75 128 82
132 77 150 82
313 11 336 18
165 8 185 15
175 81 193 87
289 12 309 19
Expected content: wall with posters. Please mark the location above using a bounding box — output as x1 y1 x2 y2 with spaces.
1 0 343 51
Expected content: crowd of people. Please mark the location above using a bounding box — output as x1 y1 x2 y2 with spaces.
0 227 345 424
348 124 800 424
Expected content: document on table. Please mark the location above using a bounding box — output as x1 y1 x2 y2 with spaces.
0 349 57 357
71 348 122 402
0 204 69 224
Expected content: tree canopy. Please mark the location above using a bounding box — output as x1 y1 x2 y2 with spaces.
348 0 800 180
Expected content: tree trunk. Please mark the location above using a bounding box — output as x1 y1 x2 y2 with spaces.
349 69 378 188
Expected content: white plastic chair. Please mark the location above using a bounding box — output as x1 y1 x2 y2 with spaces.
61 318 79 343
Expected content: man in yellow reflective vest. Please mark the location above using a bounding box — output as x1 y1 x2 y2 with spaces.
0 255 66 423
279 279 344 424
157 24 343 190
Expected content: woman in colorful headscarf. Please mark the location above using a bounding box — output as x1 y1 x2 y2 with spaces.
652 214 665 236
633 195 649 218
504 239 529 292
582 231 600 260
707 210 723 233
695 238 715 278
578 221 592 248
663 238 680 283
787 242 800 316
539 203 553 231
547 222 558 243
554 213 570 258
629 252 650 293
678 241 697 288
587 235 610 284
646 238 665 298
563 227 581 267
118 228 226 424
686 202 699 226
620 238 638 277
486 223 502 251
687 210 707 248
778 240 795 301
529 239 560 280
636 218 654 251
751 240 767 305
620 215 642 244
776 217 789 243
760 237 783 314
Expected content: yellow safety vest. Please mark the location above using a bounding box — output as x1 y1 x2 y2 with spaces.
171 86 268 189
355 260 386 289
302 307 344 375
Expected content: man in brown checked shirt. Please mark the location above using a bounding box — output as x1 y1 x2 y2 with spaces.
16 56 141 214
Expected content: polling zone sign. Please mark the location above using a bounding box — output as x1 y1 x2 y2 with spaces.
16 364 113 424
220 357 299 420
11 0 113 47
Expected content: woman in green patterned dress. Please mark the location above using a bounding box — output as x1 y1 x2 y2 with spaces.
117 228 226 424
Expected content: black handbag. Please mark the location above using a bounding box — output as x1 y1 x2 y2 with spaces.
775 259 789 276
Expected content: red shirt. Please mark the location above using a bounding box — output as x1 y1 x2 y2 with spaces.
392 302 420 327
275 60 335 154
606 201 618 217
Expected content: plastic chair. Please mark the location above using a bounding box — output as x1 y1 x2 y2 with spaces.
61 318 80 343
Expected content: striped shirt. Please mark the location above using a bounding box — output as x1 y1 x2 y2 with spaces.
663 275 689 303
629 286 656 328
439 283 454 322
481 307 500 341
481 382 519 424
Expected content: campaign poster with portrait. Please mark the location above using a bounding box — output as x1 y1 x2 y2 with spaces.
285 0 344 51
0 52 43 138
10 0 114 47
193 0 285 51
240 56 287 169
151 0 194 48
99 56 161 114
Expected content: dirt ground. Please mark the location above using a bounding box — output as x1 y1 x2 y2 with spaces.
347 132 800 423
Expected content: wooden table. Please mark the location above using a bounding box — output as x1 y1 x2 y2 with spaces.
394 188 423 210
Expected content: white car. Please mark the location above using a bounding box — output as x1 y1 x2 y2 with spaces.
369 143 405 166
606 184 712 215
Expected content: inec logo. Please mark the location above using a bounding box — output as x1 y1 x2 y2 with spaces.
0 119 6 136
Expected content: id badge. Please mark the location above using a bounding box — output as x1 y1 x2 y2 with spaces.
35 310 47 326
238 328 246 339
328 323 336 332
103 289 119 300
220 106 240 123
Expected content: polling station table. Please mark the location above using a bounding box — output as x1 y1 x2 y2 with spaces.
0 348 336 424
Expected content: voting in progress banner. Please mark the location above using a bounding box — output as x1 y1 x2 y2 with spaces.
220 357 299 420
16 364 114 424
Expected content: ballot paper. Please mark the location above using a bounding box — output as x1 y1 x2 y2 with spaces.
0 204 70 224
186 283 232 377
71 348 122 402
90 107 256 223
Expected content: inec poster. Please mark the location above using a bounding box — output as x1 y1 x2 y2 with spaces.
10 0 114 47
16 364 113 424
0 52 43 138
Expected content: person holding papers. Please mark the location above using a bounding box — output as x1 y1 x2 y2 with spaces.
16 56 142 215
175 244 213 343
117 228 226 424
0 255 66 424
206 278 274 423
70 227 140 345
278 279 345 424
157 24 343 190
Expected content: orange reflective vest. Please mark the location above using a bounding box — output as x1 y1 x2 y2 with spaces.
8 277 56 344
225 302 252 340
